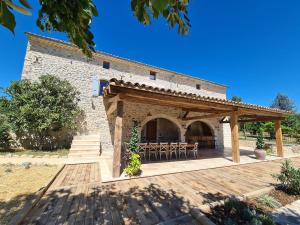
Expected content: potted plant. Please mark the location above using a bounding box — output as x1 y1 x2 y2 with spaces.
254 128 266 160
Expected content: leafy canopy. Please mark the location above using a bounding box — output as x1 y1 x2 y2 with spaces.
0 0 191 57
271 93 296 112
0 75 82 150
231 95 242 103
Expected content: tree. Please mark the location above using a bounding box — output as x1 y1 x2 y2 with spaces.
271 93 296 112
0 0 191 57
231 96 242 102
0 114 11 149
0 75 83 150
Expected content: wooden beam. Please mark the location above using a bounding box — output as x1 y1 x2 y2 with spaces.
182 111 189 119
275 120 284 157
220 116 285 123
112 101 124 178
116 88 235 111
230 111 240 163
107 94 120 104
106 102 117 115
183 111 234 121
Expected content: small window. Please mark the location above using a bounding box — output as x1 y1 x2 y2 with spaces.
103 61 110 69
149 71 156 80
196 84 201 90
99 80 109 96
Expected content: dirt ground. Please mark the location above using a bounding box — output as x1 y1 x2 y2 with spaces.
0 164 61 225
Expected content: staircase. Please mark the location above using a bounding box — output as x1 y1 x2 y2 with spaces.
67 134 101 164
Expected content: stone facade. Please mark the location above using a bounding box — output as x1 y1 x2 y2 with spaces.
21 34 232 152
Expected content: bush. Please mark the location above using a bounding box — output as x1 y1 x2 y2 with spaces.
257 195 282 209
223 197 275 225
128 120 139 153
272 159 300 195
0 75 83 150
0 115 11 149
123 153 141 176
256 128 265 149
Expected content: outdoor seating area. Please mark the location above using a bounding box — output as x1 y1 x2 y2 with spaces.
136 142 199 161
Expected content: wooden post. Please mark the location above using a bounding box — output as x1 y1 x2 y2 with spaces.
275 120 284 157
112 101 123 178
230 111 240 163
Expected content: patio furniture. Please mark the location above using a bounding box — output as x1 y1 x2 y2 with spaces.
137 143 147 160
148 143 158 160
160 142 169 160
189 142 198 158
178 143 187 159
169 142 178 160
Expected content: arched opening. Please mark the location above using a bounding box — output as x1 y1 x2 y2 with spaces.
185 121 215 149
141 118 180 143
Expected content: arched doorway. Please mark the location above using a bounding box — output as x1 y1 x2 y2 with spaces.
185 121 215 149
141 118 180 142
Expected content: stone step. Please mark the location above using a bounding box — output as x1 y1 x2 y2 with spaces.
68 152 100 157
71 144 100 150
69 149 100 154
73 135 100 141
72 140 101 145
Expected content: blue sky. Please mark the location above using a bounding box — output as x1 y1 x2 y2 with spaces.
0 0 299 111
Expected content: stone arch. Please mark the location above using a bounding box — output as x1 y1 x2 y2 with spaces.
140 114 183 142
185 119 215 137
185 120 216 148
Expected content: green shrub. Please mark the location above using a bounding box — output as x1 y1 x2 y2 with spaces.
128 120 139 153
257 195 282 209
256 128 265 149
123 153 141 176
0 115 11 149
272 159 300 195
223 198 275 225
0 75 83 150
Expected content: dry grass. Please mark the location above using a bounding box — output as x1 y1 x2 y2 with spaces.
0 149 69 157
0 164 61 225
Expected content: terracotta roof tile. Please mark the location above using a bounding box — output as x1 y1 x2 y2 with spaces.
107 78 291 115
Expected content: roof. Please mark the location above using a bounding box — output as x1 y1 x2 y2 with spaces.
25 32 227 89
104 78 291 117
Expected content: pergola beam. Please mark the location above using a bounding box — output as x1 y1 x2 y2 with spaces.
183 111 234 121
220 116 284 123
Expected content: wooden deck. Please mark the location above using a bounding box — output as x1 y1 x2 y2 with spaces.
22 157 300 225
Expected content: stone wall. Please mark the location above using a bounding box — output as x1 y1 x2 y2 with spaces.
21 34 231 152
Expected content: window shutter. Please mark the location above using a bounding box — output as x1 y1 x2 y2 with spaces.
100 80 109 96
92 79 99 96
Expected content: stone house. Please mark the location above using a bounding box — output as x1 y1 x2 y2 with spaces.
22 33 288 177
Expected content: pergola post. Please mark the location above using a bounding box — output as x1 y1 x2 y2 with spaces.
112 101 124 178
230 111 240 163
275 120 284 157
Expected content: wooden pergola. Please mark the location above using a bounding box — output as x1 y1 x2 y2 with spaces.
104 79 291 177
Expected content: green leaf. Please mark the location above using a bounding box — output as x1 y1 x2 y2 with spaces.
0 1 16 33
4 0 31 15
152 0 168 12
19 0 31 9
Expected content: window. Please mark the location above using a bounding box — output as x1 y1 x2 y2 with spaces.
149 71 156 80
99 80 109 96
196 84 201 90
103 61 110 69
